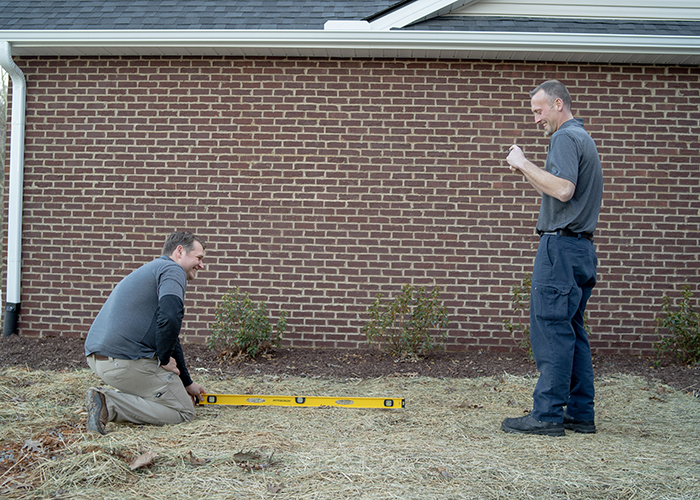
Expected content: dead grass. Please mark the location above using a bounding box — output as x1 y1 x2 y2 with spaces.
1 366 699 499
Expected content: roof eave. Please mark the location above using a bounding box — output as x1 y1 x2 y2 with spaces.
2 29 699 65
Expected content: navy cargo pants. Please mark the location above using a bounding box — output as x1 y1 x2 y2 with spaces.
529 233 597 423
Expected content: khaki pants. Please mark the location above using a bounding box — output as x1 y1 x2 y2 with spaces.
87 355 195 426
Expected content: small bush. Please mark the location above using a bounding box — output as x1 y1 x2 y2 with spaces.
503 273 533 359
207 288 287 359
362 284 449 358
503 274 593 360
655 286 700 365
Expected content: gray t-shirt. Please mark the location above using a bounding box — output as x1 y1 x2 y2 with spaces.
84 256 187 360
535 119 603 235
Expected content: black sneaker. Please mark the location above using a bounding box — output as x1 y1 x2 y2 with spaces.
563 411 596 434
501 414 565 437
86 387 109 435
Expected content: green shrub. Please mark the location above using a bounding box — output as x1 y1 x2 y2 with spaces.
207 288 287 359
503 274 592 360
655 286 700 365
362 284 449 358
502 273 533 359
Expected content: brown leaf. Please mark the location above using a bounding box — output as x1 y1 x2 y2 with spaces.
267 483 283 493
129 451 158 470
234 451 278 472
188 451 210 466
22 439 43 454
233 451 261 461
436 466 454 480
237 458 278 472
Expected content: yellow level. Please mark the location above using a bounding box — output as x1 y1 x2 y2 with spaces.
199 393 405 409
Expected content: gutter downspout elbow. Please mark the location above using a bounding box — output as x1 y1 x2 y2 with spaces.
0 41 26 337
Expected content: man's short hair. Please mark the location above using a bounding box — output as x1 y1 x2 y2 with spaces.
162 231 205 256
530 80 572 111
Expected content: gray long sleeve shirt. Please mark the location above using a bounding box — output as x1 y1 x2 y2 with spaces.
84 255 192 386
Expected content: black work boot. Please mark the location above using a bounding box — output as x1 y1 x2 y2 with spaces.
563 411 596 434
501 414 565 437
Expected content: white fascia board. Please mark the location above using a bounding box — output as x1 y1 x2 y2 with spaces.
2 30 700 64
368 0 480 30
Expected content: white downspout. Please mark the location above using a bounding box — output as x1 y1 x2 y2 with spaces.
0 41 26 337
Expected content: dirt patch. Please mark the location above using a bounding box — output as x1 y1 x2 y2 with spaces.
1 335 698 392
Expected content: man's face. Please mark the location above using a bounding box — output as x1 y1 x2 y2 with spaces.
173 241 205 281
531 90 560 137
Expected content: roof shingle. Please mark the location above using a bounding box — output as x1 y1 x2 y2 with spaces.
0 0 397 30
1 1 697 36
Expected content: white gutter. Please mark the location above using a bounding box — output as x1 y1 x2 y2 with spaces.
2 29 700 65
0 41 25 337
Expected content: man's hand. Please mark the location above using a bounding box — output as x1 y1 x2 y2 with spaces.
185 382 206 404
506 144 527 173
161 357 180 376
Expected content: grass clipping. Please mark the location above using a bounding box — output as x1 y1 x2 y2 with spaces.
1 365 699 500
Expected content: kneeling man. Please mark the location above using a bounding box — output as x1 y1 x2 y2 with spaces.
84 231 207 434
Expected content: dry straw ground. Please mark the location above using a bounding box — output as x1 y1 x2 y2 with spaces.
1 362 699 500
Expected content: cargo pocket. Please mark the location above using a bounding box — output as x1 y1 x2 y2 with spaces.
532 283 573 323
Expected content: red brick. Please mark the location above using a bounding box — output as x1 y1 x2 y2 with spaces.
3 56 698 356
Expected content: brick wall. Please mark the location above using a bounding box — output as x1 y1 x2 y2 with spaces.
3 56 699 355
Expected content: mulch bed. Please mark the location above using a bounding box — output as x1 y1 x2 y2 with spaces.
1 335 698 392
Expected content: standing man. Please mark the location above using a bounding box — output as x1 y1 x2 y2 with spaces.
501 80 603 436
84 231 207 434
